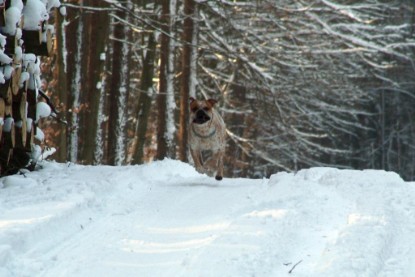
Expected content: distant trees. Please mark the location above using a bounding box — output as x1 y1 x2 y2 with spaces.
196 0 415 178
41 0 415 179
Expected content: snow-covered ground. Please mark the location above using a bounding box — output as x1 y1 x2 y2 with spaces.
1 159 415 277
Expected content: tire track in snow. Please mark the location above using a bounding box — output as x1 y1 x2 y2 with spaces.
312 169 415 277
36 171 229 276
3 161 415 277
0 164 122 276
377 182 415 277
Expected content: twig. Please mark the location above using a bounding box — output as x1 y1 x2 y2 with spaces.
38 89 60 115
283 262 292 266
288 260 302 274
38 89 68 125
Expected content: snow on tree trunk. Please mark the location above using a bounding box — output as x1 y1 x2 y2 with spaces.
132 33 156 165
93 52 107 165
189 3 198 99
107 3 132 166
165 0 177 157
157 0 177 160
68 13 83 163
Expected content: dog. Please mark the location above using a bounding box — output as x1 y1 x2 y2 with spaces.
188 97 226 180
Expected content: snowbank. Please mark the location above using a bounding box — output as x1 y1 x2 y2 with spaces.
1 160 415 276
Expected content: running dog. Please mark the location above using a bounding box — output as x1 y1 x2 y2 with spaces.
188 97 226 180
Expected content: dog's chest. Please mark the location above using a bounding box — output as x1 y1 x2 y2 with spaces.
190 124 225 151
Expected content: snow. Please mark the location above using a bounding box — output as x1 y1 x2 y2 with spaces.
26 118 33 132
2 117 13 132
19 71 29 87
0 34 6 48
1 65 13 79
0 6 22 35
36 101 52 122
0 52 12 65
59 6 66 17
14 46 23 62
34 126 44 141
43 0 61 12
22 0 49 31
1 159 415 276
23 54 41 91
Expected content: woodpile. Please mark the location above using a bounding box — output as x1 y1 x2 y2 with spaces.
0 0 60 175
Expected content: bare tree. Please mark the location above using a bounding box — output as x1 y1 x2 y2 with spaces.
196 0 415 177
39 0 415 180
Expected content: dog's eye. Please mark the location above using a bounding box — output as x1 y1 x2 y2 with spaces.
191 107 198 113
203 107 210 111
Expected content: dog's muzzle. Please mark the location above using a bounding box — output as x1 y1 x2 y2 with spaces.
193 109 211 124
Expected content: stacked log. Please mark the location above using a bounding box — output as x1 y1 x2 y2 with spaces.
0 0 60 175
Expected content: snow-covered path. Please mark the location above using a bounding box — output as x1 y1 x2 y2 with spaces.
1 160 415 277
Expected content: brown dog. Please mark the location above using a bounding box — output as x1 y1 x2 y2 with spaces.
188 97 226 180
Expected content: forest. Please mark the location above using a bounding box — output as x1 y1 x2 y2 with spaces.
1 0 414 179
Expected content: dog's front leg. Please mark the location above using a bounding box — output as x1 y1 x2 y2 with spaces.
216 150 224 180
190 148 205 174
209 150 224 181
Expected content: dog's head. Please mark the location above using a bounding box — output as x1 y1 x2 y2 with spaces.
189 97 218 124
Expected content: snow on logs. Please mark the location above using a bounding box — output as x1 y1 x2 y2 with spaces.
0 0 60 175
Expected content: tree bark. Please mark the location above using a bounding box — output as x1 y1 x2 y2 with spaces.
107 4 132 165
178 0 196 161
65 3 85 163
156 0 176 160
132 33 156 164
78 0 109 164
53 8 67 162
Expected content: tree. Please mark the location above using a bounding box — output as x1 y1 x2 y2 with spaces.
52 7 68 163
65 1 85 163
178 0 197 162
39 0 415 181
156 0 177 160
78 0 110 165
131 33 156 164
107 0 133 165
195 0 415 177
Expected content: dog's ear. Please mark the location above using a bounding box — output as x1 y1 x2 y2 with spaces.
207 99 218 107
189 97 198 111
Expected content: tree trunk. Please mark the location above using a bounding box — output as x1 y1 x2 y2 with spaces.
178 0 196 161
107 3 132 165
54 8 67 162
78 0 109 164
66 3 85 163
132 33 156 164
156 0 176 160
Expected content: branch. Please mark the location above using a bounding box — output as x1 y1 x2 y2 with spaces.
288 260 302 274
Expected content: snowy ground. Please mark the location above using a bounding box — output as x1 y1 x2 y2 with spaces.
1 159 415 277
